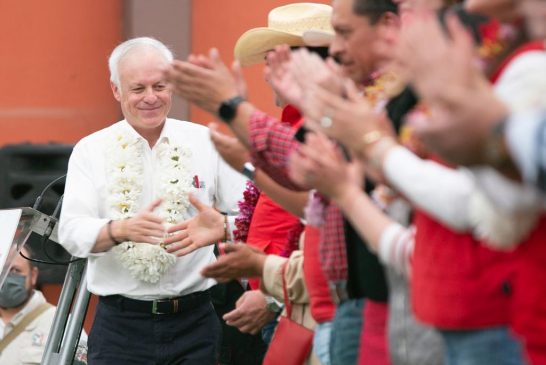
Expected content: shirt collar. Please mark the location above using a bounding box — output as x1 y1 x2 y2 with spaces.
118 119 172 147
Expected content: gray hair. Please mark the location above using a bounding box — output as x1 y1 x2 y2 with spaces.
108 37 174 88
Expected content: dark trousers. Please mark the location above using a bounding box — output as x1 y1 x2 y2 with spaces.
211 281 268 365
88 297 221 365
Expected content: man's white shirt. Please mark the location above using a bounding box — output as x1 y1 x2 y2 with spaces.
59 119 247 300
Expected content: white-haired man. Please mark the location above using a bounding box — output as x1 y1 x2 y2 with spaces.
59 37 246 365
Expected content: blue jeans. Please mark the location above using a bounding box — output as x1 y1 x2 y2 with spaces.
440 327 525 365
330 298 365 365
261 317 279 345
313 321 333 365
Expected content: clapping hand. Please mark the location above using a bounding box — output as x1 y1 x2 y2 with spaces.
164 194 224 256
201 243 266 283
288 133 365 199
165 48 242 114
209 122 251 170
122 199 165 244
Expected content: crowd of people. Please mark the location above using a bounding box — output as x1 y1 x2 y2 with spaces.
2 0 537 364
162 0 546 364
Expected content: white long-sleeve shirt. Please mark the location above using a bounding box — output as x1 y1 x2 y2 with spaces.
59 119 247 299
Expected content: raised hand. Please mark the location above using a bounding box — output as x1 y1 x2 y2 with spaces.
165 48 240 114
164 194 224 256
299 80 396 161
395 10 481 108
200 243 266 282
395 12 509 165
292 49 343 91
288 133 365 198
266 44 304 108
209 122 250 171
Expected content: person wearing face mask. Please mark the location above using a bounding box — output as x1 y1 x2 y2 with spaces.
0 246 56 364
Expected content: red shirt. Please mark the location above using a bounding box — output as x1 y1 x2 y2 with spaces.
246 193 300 289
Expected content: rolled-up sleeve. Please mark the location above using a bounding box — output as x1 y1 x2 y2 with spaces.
249 110 303 191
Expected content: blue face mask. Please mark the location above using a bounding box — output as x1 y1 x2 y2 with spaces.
0 273 29 308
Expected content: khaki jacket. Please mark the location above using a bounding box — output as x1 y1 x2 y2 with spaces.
261 250 320 365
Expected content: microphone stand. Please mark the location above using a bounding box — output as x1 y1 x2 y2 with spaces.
0 175 90 364
30 181 91 365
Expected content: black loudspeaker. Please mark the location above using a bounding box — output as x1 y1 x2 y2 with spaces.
0 143 74 284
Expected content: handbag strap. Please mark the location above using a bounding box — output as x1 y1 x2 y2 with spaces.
0 302 52 352
281 261 292 318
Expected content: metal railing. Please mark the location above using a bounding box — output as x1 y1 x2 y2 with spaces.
42 258 90 365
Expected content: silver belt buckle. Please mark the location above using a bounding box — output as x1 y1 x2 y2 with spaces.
152 298 175 315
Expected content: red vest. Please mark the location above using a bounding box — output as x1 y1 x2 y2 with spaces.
512 216 546 364
412 40 546 330
411 210 516 329
302 226 336 323
492 40 546 363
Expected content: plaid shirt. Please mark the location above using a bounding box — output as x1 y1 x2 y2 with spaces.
249 110 348 282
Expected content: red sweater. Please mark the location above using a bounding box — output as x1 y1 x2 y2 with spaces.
303 226 336 323
492 40 546 364
411 210 516 329
412 40 546 330
512 216 546 365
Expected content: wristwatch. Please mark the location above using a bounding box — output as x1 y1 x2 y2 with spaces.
265 295 283 313
241 162 256 181
218 95 245 123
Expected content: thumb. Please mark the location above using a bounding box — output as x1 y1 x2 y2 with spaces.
145 198 162 212
188 193 207 212
232 60 248 99
209 48 225 69
209 122 221 142
223 243 241 254
235 292 247 307
345 79 364 103
209 122 219 133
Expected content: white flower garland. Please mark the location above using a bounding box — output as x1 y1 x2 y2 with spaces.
106 129 194 283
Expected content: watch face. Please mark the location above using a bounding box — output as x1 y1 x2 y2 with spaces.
266 300 282 313
218 96 244 123
219 103 236 122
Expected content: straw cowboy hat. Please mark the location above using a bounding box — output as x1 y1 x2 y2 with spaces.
234 3 334 67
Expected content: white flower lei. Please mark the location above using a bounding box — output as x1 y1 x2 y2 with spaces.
106 130 194 283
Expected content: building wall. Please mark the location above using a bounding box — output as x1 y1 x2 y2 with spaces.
190 0 330 125
0 0 123 146
1 0 331 337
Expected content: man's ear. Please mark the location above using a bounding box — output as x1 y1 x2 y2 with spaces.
378 11 401 28
30 266 38 288
111 81 122 102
